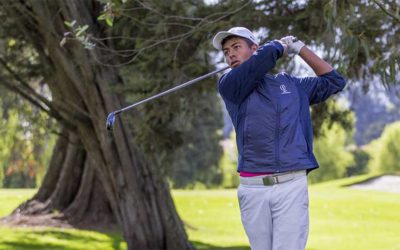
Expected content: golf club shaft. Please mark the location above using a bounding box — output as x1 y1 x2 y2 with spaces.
117 66 229 114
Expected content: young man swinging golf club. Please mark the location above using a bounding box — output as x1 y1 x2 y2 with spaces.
212 27 346 250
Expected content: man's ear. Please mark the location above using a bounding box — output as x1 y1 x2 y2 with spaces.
251 44 259 52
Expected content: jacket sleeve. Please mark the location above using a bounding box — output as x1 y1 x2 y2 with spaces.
218 41 284 104
294 70 346 105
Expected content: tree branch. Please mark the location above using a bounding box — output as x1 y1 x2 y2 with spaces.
0 57 53 108
373 0 400 23
0 57 87 129
0 77 50 114
91 0 252 67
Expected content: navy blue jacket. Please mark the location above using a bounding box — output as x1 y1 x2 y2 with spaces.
218 41 346 173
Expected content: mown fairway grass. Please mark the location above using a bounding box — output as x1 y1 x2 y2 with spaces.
0 189 126 250
1 175 400 250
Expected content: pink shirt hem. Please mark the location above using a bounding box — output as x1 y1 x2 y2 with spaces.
239 171 273 177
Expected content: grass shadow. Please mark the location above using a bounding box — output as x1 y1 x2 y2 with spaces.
191 241 249 250
0 228 125 250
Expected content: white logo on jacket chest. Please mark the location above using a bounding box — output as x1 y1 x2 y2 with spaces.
280 84 291 94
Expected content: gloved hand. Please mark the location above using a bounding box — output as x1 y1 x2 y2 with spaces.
280 36 305 55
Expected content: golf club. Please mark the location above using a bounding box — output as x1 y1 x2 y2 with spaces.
106 66 229 130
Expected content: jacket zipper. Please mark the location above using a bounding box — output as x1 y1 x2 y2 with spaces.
275 96 281 172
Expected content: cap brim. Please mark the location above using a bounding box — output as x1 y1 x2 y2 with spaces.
212 31 235 50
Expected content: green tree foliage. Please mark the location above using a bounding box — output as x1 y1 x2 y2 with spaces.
1 0 399 188
0 14 58 187
309 101 355 183
219 131 239 188
0 104 17 188
346 147 370 177
366 121 400 174
101 1 241 188
0 97 56 188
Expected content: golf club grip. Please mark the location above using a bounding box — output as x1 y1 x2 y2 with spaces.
120 66 229 112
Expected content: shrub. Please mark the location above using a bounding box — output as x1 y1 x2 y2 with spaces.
366 121 400 174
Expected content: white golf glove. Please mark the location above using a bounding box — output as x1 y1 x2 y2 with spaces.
280 36 305 55
274 39 288 55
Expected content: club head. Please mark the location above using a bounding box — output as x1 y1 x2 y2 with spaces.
106 112 116 130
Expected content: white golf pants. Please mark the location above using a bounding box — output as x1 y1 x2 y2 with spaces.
237 174 309 250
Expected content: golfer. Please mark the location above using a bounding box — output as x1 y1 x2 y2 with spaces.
212 27 346 250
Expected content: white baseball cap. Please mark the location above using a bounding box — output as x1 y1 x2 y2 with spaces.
212 27 259 50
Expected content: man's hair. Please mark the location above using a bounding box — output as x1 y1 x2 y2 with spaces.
221 35 255 49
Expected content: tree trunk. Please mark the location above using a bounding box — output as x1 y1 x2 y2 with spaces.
7 128 116 230
1 1 193 249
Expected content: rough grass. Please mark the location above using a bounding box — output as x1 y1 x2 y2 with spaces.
0 175 400 250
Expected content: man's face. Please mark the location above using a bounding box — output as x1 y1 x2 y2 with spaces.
222 37 258 68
